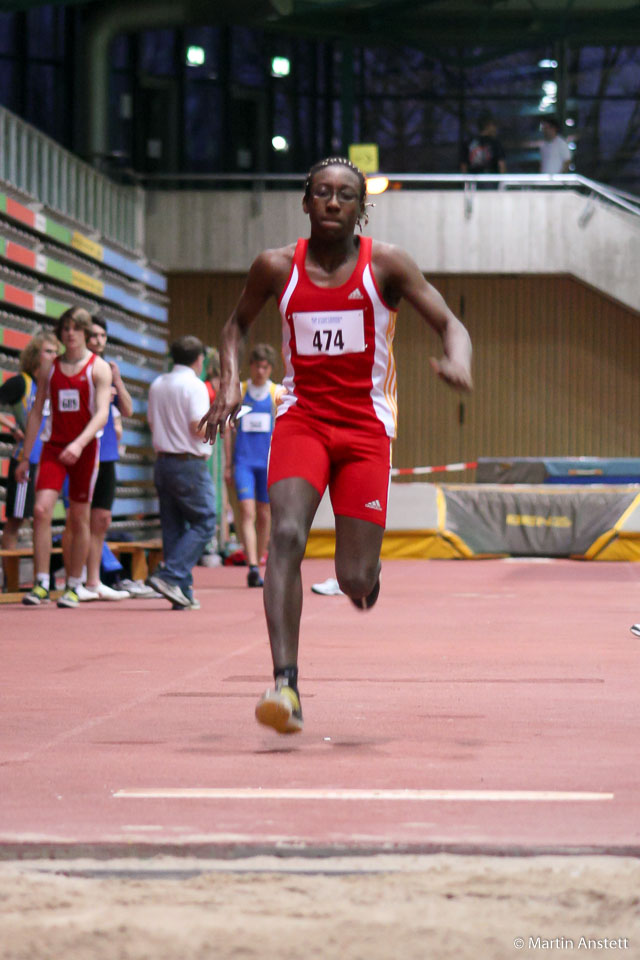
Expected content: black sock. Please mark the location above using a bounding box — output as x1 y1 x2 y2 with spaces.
275 665 298 690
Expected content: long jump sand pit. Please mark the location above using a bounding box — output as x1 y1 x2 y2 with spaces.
1 853 639 960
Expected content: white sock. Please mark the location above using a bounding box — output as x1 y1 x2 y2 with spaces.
36 573 50 591
67 575 83 590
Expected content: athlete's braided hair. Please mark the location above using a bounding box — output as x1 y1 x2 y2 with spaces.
304 156 367 206
304 156 374 230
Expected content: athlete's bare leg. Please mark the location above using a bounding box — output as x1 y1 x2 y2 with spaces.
334 515 384 600
86 507 111 587
256 501 271 562
32 488 58 578
238 498 259 567
263 477 321 670
66 499 91 580
61 524 71 578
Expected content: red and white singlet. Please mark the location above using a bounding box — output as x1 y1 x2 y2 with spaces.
278 236 398 437
43 353 99 445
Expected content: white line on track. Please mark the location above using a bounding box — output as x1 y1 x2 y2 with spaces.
113 788 613 802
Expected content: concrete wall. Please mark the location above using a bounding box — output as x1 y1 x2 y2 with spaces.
145 187 640 311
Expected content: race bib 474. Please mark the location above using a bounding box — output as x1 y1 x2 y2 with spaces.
292 310 365 355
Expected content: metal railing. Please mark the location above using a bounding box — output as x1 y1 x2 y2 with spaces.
2 97 638 257
0 106 143 254
139 171 640 222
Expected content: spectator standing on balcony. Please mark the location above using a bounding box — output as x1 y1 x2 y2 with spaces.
460 111 507 174
16 307 112 608
0 330 59 588
539 117 572 174
146 335 216 610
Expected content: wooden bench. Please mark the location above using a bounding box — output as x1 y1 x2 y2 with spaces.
0 540 162 602
1 546 63 591
106 539 163 581
0 547 63 604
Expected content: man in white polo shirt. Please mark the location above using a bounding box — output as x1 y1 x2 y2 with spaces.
147 335 216 609
539 117 572 174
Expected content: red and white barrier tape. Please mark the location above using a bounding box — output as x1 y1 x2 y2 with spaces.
391 461 477 477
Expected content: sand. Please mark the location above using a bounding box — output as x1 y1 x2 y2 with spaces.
1 853 639 960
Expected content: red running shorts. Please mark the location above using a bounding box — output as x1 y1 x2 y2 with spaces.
267 406 392 527
36 439 100 503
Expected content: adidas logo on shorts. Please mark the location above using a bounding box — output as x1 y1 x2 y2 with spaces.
365 498 382 511
348 287 364 300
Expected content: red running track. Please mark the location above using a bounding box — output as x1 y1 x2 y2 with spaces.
1 558 639 857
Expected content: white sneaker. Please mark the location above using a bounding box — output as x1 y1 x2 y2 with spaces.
118 578 161 598
75 584 99 602
172 596 200 610
85 582 130 601
311 577 344 596
146 574 191 607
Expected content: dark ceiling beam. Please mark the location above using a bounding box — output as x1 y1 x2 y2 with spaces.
262 5 640 48
6 0 640 63
0 0 101 8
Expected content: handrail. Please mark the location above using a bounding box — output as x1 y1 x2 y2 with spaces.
139 171 640 221
0 106 143 253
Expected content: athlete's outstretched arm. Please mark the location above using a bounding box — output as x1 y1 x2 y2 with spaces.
376 244 473 392
199 250 284 444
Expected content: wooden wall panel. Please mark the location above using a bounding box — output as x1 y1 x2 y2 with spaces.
168 272 640 471
167 272 283 378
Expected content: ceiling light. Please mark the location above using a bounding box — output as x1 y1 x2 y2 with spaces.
271 56 291 77
186 46 205 67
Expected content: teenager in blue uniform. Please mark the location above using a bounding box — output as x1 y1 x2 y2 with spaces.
225 343 283 587
0 331 59 586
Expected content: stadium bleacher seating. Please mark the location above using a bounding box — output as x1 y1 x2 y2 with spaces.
0 178 168 598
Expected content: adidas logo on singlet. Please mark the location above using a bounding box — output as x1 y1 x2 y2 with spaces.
365 499 382 511
348 287 364 300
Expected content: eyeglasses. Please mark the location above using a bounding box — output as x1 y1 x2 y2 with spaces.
311 184 359 204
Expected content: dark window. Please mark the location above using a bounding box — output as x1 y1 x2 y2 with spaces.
111 35 131 72
0 60 17 112
26 62 60 140
184 25 221 78
294 39 315 94
231 27 264 86
0 13 16 55
100 25 640 190
109 71 134 160
140 29 175 76
26 5 65 59
185 83 223 171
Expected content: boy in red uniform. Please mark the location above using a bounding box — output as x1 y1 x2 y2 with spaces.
16 307 112 608
200 157 473 733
